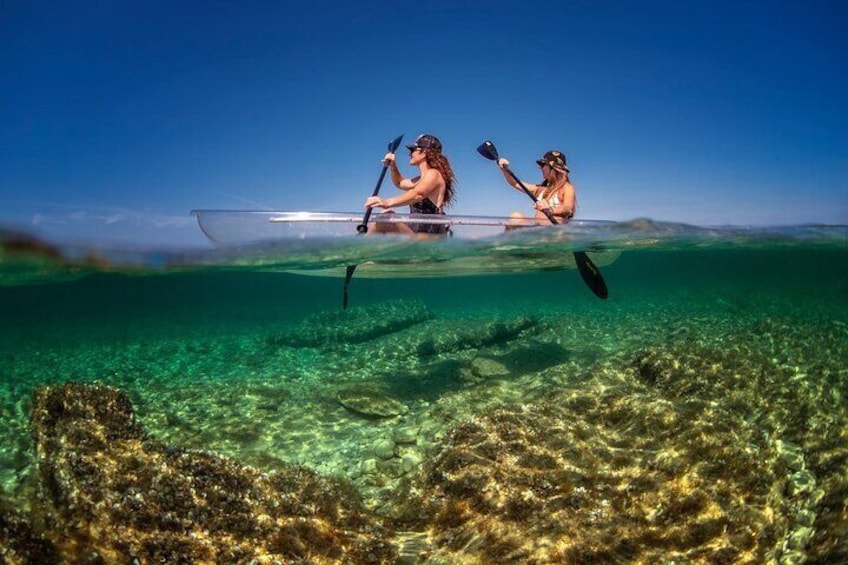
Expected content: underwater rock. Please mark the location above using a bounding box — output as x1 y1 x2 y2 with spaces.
469 356 510 378
460 356 511 383
372 438 396 460
400 453 422 474
393 378 798 563
416 316 539 357
631 329 848 563
376 458 405 479
271 299 434 348
775 439 806 472
392 425 420 445
0 507 59 564
337 387 409 418
28 382 398 564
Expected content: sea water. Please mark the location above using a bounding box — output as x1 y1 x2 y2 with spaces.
1 221 847 563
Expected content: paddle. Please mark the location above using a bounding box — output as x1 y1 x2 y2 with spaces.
476 140 608 299
343 134 405 309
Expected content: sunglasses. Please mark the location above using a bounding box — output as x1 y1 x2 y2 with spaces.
408 147 424 154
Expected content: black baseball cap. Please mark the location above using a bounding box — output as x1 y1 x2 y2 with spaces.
406 134 442 153
536 150 569 172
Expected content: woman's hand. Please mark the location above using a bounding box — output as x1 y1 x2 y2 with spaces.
535 198 551 211
497 157 510 169
365 196 388 210
382 152 396 166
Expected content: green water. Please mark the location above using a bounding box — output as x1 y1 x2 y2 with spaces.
2 229 848 562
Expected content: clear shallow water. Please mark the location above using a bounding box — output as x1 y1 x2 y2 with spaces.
1 221 847 563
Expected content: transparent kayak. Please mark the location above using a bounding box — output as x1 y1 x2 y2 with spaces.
190 209 616 245
189 210 622 278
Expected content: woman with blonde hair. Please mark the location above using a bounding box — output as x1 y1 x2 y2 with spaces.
498 149 575 222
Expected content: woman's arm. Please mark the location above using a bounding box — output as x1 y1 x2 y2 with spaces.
366 170 440 210
556 183 576 218
497 158 540 197
385 153 416 190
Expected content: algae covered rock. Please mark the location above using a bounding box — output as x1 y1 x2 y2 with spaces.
337 386 409 418
271 299 434 348
0 507 59 565
416 316 539 357
396 380 794 564
28 382 398 564
460 356 512 383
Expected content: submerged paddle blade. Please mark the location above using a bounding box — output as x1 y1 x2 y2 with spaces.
476 140 499 161
342 265 357 309
574 251 608 299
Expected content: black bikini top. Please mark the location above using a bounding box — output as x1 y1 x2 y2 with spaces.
409 197 443 215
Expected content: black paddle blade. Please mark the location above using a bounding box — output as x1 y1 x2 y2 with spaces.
573 251 608 299
388 134 404 153
476 140 499 161
342 265 357 309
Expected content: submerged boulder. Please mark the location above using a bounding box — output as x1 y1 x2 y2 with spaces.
394 379 797 564
29 382 397 564
416 316 539 357
271 299 434 348
337 386 409 418
0 507 58 565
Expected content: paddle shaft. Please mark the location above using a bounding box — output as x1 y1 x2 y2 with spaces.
502 167 559 225
357 164 390 233
345 163 391 307
356 134 404 234
344 134 404 309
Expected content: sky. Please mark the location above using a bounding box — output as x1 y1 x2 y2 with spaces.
2 0 846 248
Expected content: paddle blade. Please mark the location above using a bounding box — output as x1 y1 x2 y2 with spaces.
476 140 499 161
388 134 404 153
343 265 357 309
573 251 608 299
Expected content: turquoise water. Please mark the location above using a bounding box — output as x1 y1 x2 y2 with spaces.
1 222 847 563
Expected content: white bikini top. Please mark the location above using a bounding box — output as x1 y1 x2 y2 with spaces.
539 186 561 208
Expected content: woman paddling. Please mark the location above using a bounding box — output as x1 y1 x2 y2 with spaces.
497 150 575 224
364 133 456 236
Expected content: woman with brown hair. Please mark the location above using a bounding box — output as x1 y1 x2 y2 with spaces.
498 150 575 222
364 133 456 235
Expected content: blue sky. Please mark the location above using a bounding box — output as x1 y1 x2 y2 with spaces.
2 0 846 248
